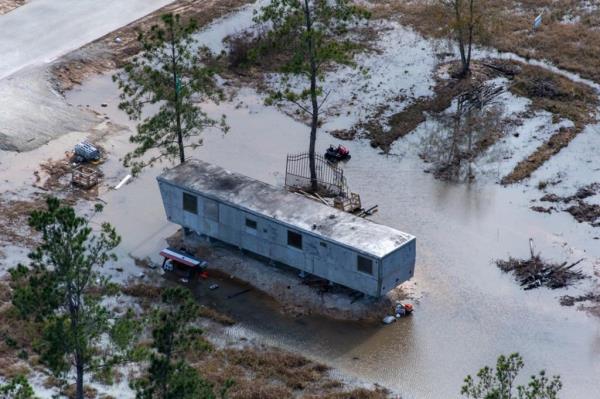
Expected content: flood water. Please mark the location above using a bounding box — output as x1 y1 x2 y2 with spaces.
66 74 600 398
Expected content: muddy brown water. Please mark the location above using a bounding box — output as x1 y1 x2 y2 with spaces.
65 74 600 398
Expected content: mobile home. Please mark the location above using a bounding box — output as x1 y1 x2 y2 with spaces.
157 160 416 297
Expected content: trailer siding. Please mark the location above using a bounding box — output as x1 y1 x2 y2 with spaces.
157 161 415 297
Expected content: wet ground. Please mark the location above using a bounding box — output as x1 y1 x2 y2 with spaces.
62 73 600 398
0 2 598 396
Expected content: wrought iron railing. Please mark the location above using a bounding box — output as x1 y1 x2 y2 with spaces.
285 153 349 197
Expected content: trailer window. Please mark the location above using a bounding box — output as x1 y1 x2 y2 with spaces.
357 256 373 275
245 218 257 229
287 230 303 250
205 199 219 221
182 193 197 214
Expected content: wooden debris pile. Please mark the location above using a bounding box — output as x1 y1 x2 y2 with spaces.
496 255 585 290
537 182 600 226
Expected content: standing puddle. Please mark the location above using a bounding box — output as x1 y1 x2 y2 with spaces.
66 74 600 398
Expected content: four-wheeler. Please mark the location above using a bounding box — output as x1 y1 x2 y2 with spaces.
324 144 351 162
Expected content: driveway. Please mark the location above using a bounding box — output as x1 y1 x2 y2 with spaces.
0 0 173 80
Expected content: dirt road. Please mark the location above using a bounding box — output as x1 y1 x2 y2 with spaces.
0 0 173 80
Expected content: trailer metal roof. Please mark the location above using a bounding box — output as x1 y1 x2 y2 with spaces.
157 160 415 258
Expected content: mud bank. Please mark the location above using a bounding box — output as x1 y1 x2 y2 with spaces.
0 67 99 151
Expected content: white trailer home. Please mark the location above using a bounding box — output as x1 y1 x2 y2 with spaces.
157 160 416 297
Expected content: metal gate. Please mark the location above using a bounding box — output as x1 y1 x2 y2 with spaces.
285 153 348 197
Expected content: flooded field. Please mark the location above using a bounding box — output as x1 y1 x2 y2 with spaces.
1 1 599 396
64 73 600 398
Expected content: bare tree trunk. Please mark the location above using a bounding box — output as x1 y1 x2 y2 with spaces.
466 113 473 179
69 290 85 399
466 0 474 73
453 0 468 77
449 97 463 165
304 0 319 192
170 24 185 164
158 328 177 399
75 355 84 399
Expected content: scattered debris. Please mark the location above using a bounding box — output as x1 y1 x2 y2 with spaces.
559 292 600 307
496 240 586 290
530 206 555 214
114 174 132 190
394 302 413 318
537 183 600 226
71 165 100 189
565 202 600 226
329 129 356 141
382 303 413 324
209 284 219 290
227 288 252 299
74 141 101 163
540 193 562 203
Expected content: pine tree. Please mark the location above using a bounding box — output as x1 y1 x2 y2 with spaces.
133 287 216 399
10 198 122 399
114 13 228 175
255 0 369 191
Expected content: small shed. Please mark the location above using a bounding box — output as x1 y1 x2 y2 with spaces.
157 160 416 297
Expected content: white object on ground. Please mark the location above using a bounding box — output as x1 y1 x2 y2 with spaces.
533 14 543 30
115 174 132 189
383 315 396 324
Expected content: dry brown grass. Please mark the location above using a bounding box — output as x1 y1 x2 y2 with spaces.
371 0 600 84
501 63 598 184
362 1 600 181
62 384 98 399
509 64 598 129
120 282 163 299
198 304 236 326
502 127 578 184
222 347 328 390
361 72 469 151
0 196 46 247
0 282 42 380
190 344 387 399
303 387 390 399
228 380 293 399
